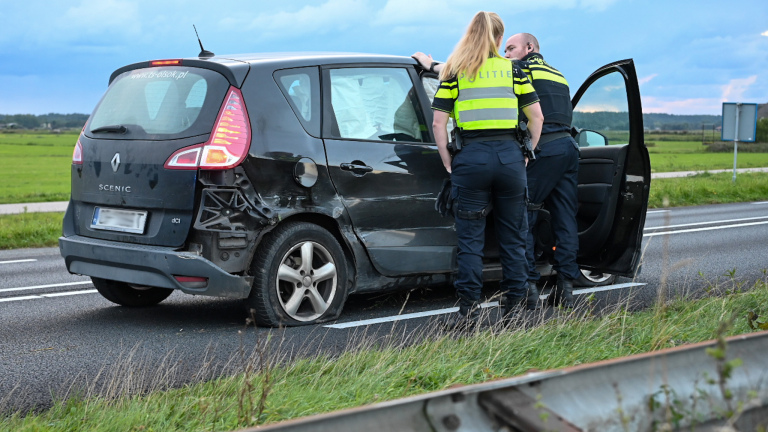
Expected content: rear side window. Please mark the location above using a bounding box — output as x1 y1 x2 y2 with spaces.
327 67 428 143
274 67 321 137
88 66 230 140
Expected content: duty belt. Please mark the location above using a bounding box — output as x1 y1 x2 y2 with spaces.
537 131 571 146
460 132 517 145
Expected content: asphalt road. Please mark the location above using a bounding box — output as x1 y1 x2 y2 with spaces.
1 201 767 413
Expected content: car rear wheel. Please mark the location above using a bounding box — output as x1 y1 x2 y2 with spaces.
575 269 616 287
247 221 350 327
91 277 173 307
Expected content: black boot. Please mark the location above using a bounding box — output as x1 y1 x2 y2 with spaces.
502 295 524 319
524 281 540 310
547 278 575 308
442 304 480 331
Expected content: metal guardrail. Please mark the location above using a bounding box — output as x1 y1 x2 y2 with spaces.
246 331 768 432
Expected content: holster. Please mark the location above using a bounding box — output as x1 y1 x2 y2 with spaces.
517 121 536 161
448 127 464 156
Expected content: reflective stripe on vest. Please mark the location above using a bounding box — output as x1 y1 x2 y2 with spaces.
454 57 518 130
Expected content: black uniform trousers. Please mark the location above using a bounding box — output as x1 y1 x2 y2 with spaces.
451 139 528 308
525 135 580 282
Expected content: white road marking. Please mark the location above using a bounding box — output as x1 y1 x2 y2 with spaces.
324 301 500 329
646 210 669 214
0 281 92 294
0 259 37 265
752 202 768 205
325 282 647 329
643 221 768 237
0 289 98 303
644 215 768 231
42 289 98 298
572 282 646 296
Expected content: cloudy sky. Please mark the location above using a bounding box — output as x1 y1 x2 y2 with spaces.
1 0 766 116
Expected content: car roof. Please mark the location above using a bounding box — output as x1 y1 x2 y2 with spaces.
110 52 419 87
204 52 417 67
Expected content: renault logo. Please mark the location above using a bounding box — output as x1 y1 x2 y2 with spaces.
111 153 121 173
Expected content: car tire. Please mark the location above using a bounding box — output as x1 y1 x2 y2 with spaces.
91 277 173 307
575 269 617 287
247 221 350 327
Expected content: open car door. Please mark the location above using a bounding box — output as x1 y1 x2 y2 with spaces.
572 59 650 278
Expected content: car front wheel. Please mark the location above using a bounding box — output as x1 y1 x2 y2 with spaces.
247 222 350 327
91 277 173 307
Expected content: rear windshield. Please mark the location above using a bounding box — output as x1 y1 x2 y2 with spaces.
88 66 230 140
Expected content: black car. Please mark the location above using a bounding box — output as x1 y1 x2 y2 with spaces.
59 52 650 327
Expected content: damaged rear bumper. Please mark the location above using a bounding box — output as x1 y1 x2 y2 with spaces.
59 235 252 299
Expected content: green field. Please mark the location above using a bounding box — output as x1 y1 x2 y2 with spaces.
0 132 76 204
1 132 767 205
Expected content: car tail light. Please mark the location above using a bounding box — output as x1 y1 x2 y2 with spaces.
200 88 250 169
164 144 202 170
164 87 251 170
151 59 182 66
174 275 208 289
72 139 83 165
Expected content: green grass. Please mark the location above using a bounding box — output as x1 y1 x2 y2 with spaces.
0 212 63 250
3 278 767 431
649 152 768 173
649 172 768 208
646 140 705 154
0 132 76 204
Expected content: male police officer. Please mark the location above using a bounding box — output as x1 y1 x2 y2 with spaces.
414 32 579 309
503 33 579 308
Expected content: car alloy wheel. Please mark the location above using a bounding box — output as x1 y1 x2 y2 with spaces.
247 221 350 327
276 240 337 322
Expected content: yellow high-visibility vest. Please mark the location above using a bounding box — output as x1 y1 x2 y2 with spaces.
454 57 519 130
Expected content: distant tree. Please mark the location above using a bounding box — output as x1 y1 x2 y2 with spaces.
0 113 88 129
757 117 768 143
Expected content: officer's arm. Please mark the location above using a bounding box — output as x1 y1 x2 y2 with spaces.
432 110 452 173
412 52 444 74
521 102 544 150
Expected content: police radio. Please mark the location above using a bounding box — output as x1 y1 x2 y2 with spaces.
447 120 463 156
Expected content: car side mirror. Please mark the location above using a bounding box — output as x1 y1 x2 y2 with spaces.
575 129 609 147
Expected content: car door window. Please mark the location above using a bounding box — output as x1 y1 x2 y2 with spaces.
274 67 321 137
328 68 428 142
572 72 629 147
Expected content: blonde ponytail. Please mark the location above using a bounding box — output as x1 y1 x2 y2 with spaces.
440 11 504 81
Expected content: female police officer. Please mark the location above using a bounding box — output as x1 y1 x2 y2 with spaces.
432 11 543 328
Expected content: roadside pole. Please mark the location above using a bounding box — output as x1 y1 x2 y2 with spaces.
733 103 739 182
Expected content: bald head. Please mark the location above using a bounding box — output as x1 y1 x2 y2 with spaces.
504 33 540 60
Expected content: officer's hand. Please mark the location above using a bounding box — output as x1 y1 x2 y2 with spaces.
525 157 529 166
411 52 433 70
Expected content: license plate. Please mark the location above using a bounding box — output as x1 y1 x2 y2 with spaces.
91 207 147 234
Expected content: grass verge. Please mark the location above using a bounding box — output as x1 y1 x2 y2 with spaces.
0 212 63 250
3 278 768 431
